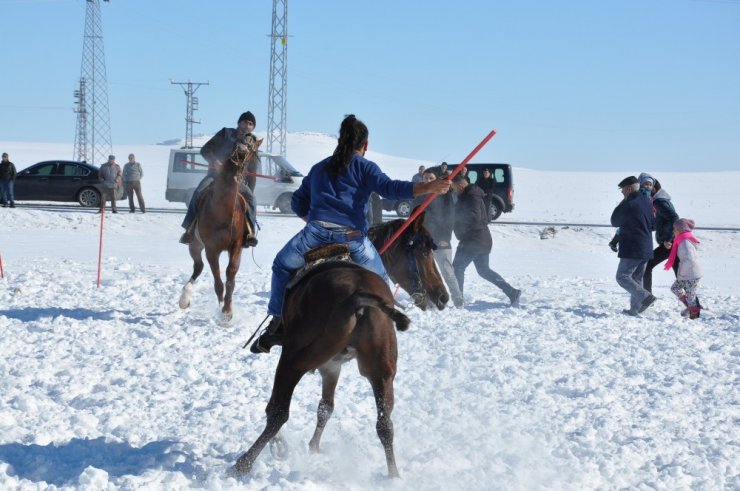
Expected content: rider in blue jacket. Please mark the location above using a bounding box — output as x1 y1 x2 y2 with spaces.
251 114 451 353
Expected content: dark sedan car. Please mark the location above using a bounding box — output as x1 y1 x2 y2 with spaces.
14 160 122 208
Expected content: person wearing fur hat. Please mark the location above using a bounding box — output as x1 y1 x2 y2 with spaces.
638 172 680 293
667 218 703 319
180 111 261 247
610 176 655 316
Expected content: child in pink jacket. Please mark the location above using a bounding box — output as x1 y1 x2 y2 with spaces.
666 218 703 319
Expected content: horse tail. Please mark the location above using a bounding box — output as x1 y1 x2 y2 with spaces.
352 292 411 332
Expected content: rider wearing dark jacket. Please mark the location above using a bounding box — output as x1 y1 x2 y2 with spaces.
180 111 260 247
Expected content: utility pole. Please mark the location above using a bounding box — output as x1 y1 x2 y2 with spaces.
74 0 112 165
171 80 208 149
267 0 288 156
73 78 88 162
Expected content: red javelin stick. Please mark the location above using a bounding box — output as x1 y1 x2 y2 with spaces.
180 160 277 181
97 208 105 288
378 129 497 255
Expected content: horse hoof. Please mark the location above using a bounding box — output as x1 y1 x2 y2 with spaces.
179 283 193 309
270 435 289 461
219 311 233 324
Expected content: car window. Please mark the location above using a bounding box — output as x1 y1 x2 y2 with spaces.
59 163 89 176
27 163 56 175
174 152 209 173
493 168 505 183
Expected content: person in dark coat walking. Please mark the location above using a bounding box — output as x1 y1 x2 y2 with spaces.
451 173 521 306
638 173 680 292
610 176 655 316
180 110 260 247
0 152 17 207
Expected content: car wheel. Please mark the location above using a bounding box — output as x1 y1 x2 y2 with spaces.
488 198 504 221
395 200 412 217
275 193 293 214
78 187 101 208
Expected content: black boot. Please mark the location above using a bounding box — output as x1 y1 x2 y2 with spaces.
250 316 283 353
179 230 194 244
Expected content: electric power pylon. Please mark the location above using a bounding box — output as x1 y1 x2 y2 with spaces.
266 0 288 156
73 0 112 164
171 80 208 149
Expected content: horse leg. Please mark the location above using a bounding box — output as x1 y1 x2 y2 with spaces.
179 242 205 309
357 313 400 478
205 249 224 306
308 361 342 454
222 246 242 317
232 360 305 476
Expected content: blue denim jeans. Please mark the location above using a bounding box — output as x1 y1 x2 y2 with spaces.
267 221 389 316
0 180 14 203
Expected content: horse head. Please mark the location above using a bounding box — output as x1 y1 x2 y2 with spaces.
227 137 263 179
370 212 449 311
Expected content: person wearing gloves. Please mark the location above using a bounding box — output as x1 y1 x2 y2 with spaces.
639 172 680 292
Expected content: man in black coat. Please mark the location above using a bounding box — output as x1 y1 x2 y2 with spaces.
451 173 521 306
610 176 656 316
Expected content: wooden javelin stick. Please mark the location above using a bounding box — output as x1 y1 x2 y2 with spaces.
378 129 497 255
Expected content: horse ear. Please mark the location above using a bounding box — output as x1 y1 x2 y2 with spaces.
410 207 425 230
255 138 264 149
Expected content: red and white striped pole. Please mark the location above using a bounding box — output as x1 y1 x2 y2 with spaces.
378 129 497 255
97 208 105 288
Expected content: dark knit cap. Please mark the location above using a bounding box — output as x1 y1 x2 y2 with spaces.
238 111 256 126
618 176 638 188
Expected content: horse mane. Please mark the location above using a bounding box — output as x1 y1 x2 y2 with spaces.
368 219 407 251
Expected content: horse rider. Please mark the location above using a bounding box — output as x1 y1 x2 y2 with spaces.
250 114 451 353
180 111 260 247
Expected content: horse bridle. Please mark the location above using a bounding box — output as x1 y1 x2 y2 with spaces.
402 231 437 304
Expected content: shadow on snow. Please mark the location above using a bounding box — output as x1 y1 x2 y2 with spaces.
0 437 203 486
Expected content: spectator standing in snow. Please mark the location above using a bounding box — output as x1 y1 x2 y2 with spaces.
412 165 425 183
438 162 450 178
418 169 464 307
610 176 655 316
667 218 703 319
451 173 521 307
98 155 122 213
639 173 680 293
123 153 146 213
0 152 17 208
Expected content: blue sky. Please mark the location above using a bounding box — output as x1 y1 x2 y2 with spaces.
1 0 739 171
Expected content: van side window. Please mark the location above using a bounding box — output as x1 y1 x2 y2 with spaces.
467 170 479 184
493 168 504 183
175 153 208 173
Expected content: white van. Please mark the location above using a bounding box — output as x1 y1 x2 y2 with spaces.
165 148 303 213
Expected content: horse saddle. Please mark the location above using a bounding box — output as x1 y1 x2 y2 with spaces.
286 244 352 289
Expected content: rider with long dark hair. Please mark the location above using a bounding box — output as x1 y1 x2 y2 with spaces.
251 114 451 353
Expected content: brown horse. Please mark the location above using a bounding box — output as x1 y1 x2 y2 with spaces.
178 138 262 320
232 214 447 479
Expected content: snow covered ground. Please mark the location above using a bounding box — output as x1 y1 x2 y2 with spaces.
0 135 738 490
